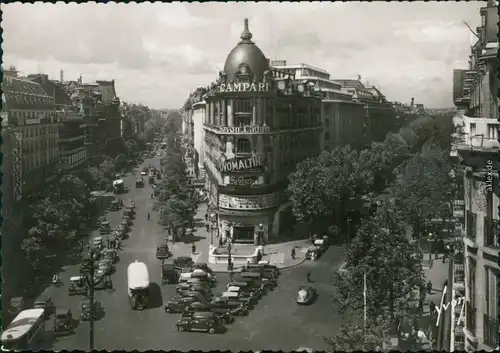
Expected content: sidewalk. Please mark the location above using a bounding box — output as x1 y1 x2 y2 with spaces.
168 203 310 273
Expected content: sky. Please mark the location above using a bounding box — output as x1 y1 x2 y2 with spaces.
2 1 486 109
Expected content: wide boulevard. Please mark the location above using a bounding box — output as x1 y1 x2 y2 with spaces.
43 153 345 352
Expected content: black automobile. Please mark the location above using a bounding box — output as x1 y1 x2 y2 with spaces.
164 296 198 313
227 282 265 299
161 259 178 284
175 316 225 334
211 297 249 316
233 275 276 291
136 179 144 188
156 244 170 260
183 303 235 324
177 281 211 294
296 286 317 305
192 262 214 275
174 256 194 270
181 290 211 302
244 263 280 277
53 308 73 334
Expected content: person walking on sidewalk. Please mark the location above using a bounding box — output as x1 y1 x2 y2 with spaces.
426 280 433 294
206 223 210 232
147 212 151 221
429 301 436 317
204 213 208 221
291 247 296 260
306 271 312 283
191 243 196 254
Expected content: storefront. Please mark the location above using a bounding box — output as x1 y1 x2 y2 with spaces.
217 210 274 245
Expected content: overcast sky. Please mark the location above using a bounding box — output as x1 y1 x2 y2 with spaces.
3 2 484 109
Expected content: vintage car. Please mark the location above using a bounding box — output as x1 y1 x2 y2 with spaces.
161 259 178 284
305 245 322 261
117 225 128 238
136 178 145 188
53 308 73 333
176 283 212 297
122 215 132 226
219 291 255 308
98 259 114 275
191 269 216 283
68 276 88 296
175 316 225 334
92 236 104 249
99 221 111 235
224 286 259 305
181 309 234 325
181 290 211 303
210 297 249 316
245 262 280 277
80 298 102 321
123 208 134 219
192 262 214 274
93 273 112 290
226 282 264 299
296 286 317 305
103 249 118 263
110 200 120 211
33 295 55 318
174 256 194 270
120 220 130 232
156 244 170 260
164 296 199 313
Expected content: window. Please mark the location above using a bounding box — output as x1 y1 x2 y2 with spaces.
234 99 252 114
466 211 477 241
484 267 499 347
466 257 476 335
324 118 330 127
236 138 251 153
487 124 498 139
469 123 476 136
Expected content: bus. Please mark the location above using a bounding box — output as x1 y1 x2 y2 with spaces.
1 308 45 351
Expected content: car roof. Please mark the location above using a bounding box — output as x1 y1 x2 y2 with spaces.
70 276 83 281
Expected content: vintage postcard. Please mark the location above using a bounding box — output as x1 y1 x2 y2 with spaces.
1 1 498 352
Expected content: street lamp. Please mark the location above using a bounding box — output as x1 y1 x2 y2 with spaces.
79 248 112 351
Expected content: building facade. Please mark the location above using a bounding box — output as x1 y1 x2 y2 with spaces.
203 19 322 245
333 79 397 143
451 1 499 351
192 100 206 178
271 62 366 150
29 74 87 171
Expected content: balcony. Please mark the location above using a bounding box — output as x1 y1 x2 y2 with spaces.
465 211 478 248
483 314 499 349
452 133 500 152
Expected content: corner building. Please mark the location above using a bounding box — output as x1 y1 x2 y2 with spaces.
203 19 322 245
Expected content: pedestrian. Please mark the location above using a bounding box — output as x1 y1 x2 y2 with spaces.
306 271 312 283
151 193 153 199
167 227 171 236
192 243 196 254
257 250 262 263
204 213 208 221
429 301 436 316
434 246 439 260
147 212 151 221
427 280 433 294
206 223 210 232
291 247 296 259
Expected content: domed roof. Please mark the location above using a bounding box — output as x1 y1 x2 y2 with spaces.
223 19 269 83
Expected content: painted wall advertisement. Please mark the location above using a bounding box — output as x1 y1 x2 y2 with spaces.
12 131 23 201
219 155 265 173
218 192 279 210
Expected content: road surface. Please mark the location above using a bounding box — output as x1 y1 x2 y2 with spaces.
43 155 344 351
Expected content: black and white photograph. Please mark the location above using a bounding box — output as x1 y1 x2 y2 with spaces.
1 1 499 352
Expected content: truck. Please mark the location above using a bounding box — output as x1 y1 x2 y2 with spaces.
127 261 150 310
113 180 125 194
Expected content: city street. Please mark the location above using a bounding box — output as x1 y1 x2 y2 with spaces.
40 154 344 351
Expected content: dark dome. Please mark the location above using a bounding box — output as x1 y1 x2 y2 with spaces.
223 19 269 82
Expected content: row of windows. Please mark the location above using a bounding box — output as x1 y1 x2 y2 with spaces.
10 110 57 119
23 151 58 172
22 138 58 153
19 125 59 138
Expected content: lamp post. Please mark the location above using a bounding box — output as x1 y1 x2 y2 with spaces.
80 248 111 351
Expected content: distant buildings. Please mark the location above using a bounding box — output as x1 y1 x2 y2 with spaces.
450 0 499 351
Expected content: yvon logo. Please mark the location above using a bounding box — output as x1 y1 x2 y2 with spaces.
435 285 465 327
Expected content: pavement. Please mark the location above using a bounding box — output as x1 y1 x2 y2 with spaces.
34 151 348 352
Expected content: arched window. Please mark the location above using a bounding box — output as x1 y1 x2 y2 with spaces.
236 138 251 153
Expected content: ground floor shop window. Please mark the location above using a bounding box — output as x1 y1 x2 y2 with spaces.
233 226 254 243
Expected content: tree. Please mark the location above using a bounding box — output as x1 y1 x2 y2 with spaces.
325 318 390 352
99 157 116 182
114 153 128 172
393 142 453 238
287 146 373 235
332 201 425 323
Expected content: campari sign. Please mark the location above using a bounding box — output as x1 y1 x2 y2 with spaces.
218 82 269 93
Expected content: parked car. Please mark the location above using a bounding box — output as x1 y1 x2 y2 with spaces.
80 298 102 321
136 179 145 188
68 276 88 296
210 297 249 316
161 259 178 284
99 222 111 235
296 286 317 305
174 256 194 270
175 316 226 334
183 302 235 324
53 308 73 334
192 262 214 274
181 290 211 302
33 295 55 318
98 259 114 275
156 244 170 260
103 249 118 263
164 296 199 313
92 236 104 249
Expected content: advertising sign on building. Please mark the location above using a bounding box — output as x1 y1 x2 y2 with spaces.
218 192 279 210
219 125 271 134
12 131 23 201
219 156 264 172
218 82 269 93
227 175 258 186
25 118 41 125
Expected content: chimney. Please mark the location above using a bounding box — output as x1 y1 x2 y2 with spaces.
78 74 82 85
411 97 415 107
60 69 64 82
